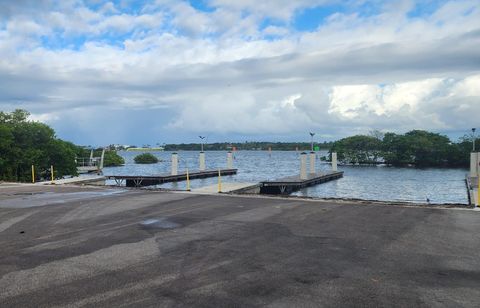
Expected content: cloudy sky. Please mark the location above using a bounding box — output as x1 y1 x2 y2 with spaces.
1 0 479 145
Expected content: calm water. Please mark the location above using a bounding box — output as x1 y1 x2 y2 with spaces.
103 151 469 204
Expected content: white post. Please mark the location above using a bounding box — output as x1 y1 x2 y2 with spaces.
300 152 307 180
474 173 480 207
309 152 315 174
99 148 105 170
199 152 206 171
227 151 233 169
97 148 105 175
89 149 94 163
332 152 338 171
470 153 479 177
171 153 178 175
477 153 480 177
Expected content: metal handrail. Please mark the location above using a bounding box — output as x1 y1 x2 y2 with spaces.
76 157 99 167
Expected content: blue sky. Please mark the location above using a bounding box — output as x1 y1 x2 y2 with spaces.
0 0 479 145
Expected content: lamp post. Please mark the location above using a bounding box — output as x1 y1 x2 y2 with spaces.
309 132 315 152
199 136 206 152
473 128 476 152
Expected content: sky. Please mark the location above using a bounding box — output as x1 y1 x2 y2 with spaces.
0 0 479 146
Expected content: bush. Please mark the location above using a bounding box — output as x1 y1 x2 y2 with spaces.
104 151 125 167
134 153 159 164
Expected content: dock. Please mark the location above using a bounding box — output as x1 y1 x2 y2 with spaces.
106 169 237 187
260 171 344 195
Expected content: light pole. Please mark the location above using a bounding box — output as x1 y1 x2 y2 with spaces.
309 132 315 152
199 136 206 152
473 128 476 152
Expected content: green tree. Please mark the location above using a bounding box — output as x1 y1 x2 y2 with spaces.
446 135 478 167
405 130 451 166
0 109 78 181
47 140 78 178
103 151 125 167
382 133 412 166
134 153 159 164
330 135 383 164
381 130 459 167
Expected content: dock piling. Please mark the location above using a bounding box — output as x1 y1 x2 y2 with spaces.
300 152 307 180
227 151 233 169
218 169 222 193
477 178 479 207
171 153 178 175
31 165 35 183
470 153 479 177
309 152 315 174
199 152 206 171
332 152 338 171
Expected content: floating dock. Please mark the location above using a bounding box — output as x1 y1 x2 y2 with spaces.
260 171 344 195
107 169 237 187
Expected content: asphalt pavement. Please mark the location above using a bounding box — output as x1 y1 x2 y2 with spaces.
0 185 479 307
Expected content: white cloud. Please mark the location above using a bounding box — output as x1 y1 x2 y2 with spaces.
262 25 289 37
328 85 381 119
210 0 328 20
170 2 215 36
451 75 480 97
28 112 60 123
0 0 480 144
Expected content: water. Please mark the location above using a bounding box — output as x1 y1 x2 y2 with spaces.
103 151 469 204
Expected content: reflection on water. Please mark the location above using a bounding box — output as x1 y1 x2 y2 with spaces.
104 150 468 204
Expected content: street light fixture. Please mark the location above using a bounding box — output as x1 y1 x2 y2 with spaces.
199 136 206 152
309 132 315 152
473 128 476 152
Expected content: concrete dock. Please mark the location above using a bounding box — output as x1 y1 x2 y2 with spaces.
260 171 344 194
0 184 479 307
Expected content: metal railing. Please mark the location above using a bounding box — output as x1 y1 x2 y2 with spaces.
76 158 100 167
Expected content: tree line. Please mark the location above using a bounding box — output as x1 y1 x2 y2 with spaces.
0 109 124 182
164 141 333 151
329 130 475 167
